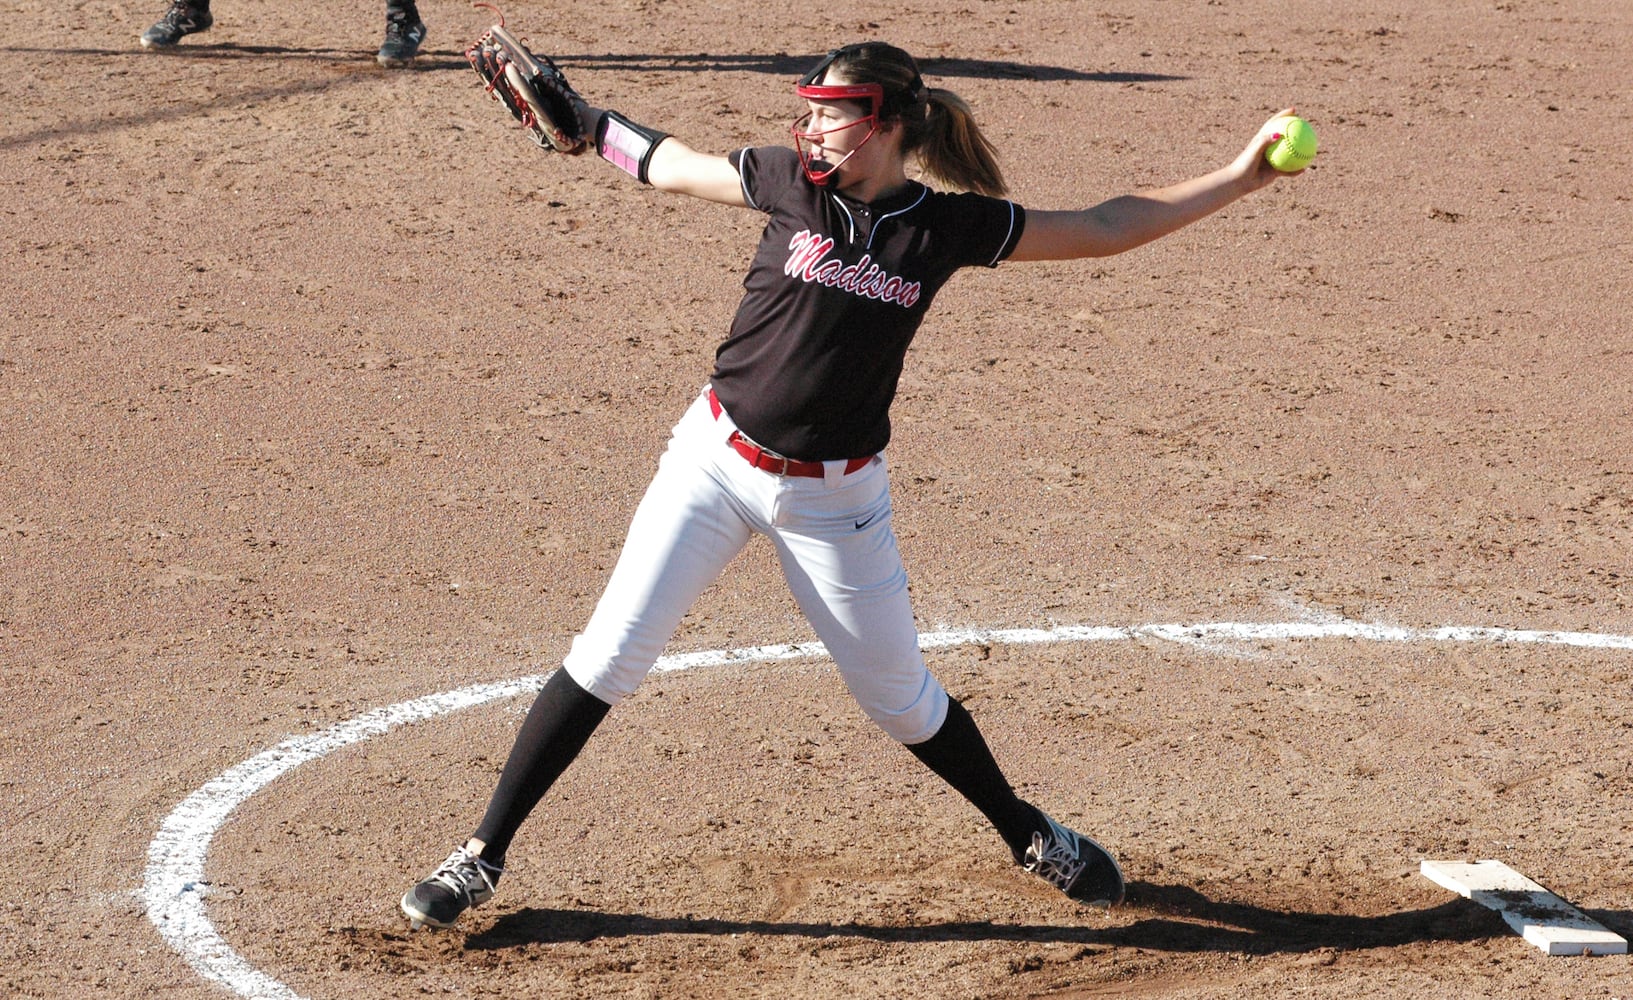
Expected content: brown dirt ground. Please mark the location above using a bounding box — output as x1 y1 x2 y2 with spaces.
4 0 1632 997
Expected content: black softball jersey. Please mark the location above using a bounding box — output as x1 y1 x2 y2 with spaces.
710 145 1025 461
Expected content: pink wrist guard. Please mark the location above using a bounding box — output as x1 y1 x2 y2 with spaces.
595 110 669 184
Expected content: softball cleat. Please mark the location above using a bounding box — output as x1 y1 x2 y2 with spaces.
139 0 212 48
376 4 426 68
401 845 502 929
1023 810 1126 908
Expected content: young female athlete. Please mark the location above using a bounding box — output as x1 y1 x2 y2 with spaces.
403 41 1307 929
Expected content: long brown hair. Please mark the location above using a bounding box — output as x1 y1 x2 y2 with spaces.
820 42 1008 198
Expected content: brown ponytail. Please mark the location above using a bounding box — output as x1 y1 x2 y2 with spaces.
818 42 1009 198
913 88 1007 198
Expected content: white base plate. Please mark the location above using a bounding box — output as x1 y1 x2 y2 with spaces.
1421 859 1628 957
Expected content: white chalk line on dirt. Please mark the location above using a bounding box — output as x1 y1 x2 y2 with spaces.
142 618 1633 1000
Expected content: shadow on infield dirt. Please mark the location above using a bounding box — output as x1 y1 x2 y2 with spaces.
463 880 1519 955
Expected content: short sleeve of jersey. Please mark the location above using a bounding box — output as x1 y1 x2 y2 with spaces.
938 190 1026 269
729 146 805 214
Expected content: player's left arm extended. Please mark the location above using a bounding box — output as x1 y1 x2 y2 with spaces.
1009 110 1295 262
575 101 747 207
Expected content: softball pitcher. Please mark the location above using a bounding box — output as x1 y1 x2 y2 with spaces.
403 39 1306 929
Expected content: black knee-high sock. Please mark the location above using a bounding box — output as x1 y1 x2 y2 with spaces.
472 669 611 864
906 698 1042 864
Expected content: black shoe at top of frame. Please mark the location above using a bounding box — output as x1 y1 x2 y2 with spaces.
401 845 503 930
139 0 212 48
376 6 427 68
1022 808 1126 908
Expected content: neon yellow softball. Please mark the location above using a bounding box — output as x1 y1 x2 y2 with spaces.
1265 115 1318 172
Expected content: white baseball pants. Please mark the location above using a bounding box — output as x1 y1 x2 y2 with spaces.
562 388 950 744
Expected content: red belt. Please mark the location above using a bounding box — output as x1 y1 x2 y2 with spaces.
708 388 873 478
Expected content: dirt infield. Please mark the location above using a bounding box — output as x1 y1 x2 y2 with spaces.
4 0 1631 997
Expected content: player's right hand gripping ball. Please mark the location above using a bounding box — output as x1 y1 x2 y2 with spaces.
466 25 588 154
1264 115 1318 172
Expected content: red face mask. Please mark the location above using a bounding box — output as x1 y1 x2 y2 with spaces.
790 80 884 186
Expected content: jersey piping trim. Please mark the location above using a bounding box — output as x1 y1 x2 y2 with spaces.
864 186 929 251
735 148 760 210
988 201 1019 267
828 196 858 243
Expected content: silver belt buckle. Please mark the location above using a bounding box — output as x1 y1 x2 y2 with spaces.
732 430 791 476
758 443 792 476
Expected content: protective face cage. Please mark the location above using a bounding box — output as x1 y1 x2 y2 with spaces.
791 48 887 186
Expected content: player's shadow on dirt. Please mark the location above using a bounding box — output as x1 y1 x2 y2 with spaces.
558 52 1182 84
140 42 476 71
1 43 1173 82
0 42 475 69
1 45 1171 151
466 880 1541 955
103 47 1178 82
0 46 408 152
